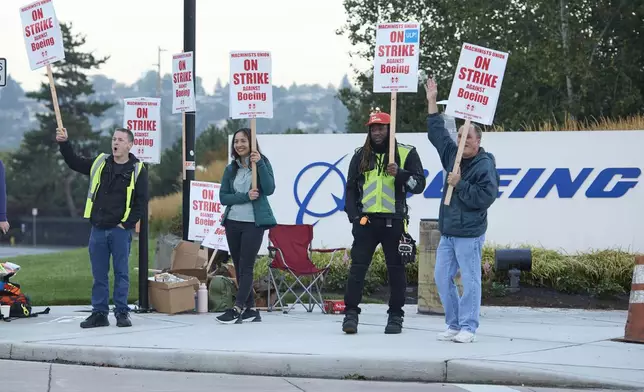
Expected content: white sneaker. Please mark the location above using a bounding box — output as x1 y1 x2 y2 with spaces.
452 330 476 343
437 328 460 341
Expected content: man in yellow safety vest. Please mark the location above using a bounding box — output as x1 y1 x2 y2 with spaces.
342 110 426 335
56 127 147 329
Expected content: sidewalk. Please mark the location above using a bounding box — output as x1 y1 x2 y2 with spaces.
1 304 642 390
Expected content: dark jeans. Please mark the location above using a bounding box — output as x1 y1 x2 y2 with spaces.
225 219 265 309
344 217 406 316
88 226 132 315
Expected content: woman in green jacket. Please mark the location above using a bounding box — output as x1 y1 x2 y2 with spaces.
216 127 277 324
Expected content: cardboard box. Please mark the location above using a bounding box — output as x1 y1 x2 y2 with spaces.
170 241 210 283
149 273 200 314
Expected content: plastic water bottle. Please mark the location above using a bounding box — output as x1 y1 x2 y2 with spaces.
197 283 208 313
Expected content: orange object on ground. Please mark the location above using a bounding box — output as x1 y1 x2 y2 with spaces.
624 256 644 343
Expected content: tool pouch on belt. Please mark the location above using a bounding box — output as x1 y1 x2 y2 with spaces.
398 217 416 265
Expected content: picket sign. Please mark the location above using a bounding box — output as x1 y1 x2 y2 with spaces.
443 43 509 205
171 51 196 180
122 97 162 164
20 0 66 132
229 51 273 189
372 22 421 163
189 181 229 252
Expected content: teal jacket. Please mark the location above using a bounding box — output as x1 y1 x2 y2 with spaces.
219 155 277 229
427 113 499 237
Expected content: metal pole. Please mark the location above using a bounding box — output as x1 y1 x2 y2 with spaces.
32 215 36 246
182 0 196 241
155 46 166 98
137 163 150 312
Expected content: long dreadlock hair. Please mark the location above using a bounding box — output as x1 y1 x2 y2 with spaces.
359 124 399 174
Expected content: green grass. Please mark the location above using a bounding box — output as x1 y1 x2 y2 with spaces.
4 239 156 307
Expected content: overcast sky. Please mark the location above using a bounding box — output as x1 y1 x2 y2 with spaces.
2 0 362 94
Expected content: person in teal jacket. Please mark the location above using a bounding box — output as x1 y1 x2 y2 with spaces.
216 127 277 325
425 77 499 343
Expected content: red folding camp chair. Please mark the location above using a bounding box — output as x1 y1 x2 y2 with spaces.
266 224 346 314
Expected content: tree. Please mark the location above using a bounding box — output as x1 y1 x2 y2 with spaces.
6 22 113 218
148 119 247 198
336 0 644 132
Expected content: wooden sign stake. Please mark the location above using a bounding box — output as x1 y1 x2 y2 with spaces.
389 92 397 164
251 117 258 189
444 118 471 205
46 64 64 130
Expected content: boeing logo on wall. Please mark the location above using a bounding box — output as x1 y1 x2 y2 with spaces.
293 156 641 224
294 155 348 225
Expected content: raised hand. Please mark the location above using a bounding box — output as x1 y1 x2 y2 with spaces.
425 77 438 102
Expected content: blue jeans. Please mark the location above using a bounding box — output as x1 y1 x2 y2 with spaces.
88 226 132 315
434 234 485 333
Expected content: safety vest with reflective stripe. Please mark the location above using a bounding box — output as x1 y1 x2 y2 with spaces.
83 153 143 221
360 144 412 214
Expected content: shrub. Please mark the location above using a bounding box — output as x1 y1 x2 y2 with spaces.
149 161 639 298
250 244 638 298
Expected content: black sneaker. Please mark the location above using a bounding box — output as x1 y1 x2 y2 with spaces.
241 308 262 323
115 312 132 328
342 310 359 334
384 314 403 334
216 307 242 324
80 312 110 329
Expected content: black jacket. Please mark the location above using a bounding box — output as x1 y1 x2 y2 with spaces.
344 139 426 222
58 141 148 230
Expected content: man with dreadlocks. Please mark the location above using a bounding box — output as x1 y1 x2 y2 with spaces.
341 109 426 335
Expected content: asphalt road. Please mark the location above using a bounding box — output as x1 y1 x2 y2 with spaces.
2 360 630 392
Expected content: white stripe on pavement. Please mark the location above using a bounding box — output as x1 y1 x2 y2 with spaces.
454 385 520 392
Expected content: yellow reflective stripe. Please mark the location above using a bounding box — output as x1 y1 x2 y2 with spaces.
122 162 142 222
84 154 108 218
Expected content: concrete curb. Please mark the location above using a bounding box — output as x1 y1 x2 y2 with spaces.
0 342 639 389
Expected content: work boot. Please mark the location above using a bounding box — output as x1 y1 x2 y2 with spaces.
115 312 132 328
342 309 359 334
80 312 109 329
384 313 403 334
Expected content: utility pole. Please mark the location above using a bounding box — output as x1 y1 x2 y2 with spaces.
154 46 167 97
183 0 196 241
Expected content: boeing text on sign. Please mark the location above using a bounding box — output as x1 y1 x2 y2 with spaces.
229 51 273 119
445 43 509 125
230 131 644 255
19 0 65 70
373 22 421 93
171 51 196 113
122 97 162 164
